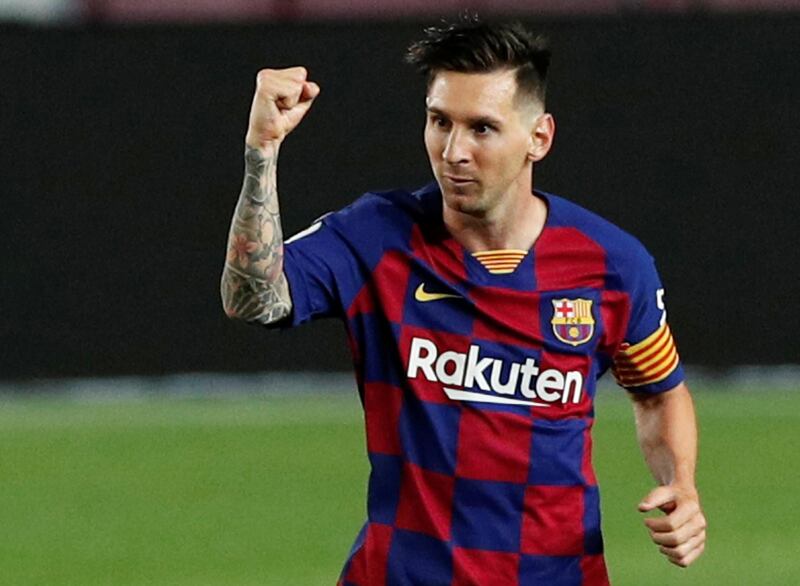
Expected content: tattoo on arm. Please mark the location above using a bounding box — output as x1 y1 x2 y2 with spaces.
221 146 292 324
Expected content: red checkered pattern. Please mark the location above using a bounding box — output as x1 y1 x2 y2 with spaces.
344 523 394 586
280 186 685 585
364 382 404 455
534 227 607 291
349 214 616 584
455 409 532 483
521 485 586 556
452 548 521 585
395 462 456 540
471 285 543 348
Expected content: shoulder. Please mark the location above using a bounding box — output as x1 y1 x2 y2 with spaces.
323 182 440 239
332 182 438 218
540 190 656 281
286 183 440 268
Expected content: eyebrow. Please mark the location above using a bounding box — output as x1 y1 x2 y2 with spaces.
426 106 503 128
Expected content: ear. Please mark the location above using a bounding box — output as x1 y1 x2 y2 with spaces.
527 113 555 163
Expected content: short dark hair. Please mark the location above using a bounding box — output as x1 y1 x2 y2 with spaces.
406 17 551 105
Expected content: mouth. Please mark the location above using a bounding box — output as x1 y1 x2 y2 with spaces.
442 174 477 187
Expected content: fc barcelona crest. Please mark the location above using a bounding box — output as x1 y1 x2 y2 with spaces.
551 298 595 346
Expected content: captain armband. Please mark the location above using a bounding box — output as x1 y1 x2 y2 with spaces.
611 323 680 388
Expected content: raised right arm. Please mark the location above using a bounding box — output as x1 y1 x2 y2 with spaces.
220 67 320 324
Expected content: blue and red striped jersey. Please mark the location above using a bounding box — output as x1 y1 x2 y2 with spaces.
280 182 684 585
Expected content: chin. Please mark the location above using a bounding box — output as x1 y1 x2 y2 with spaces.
442 190 486 216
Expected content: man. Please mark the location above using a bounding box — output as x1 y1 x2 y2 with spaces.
221 19 706 585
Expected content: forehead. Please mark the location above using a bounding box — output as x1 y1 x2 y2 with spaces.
426 69 521 116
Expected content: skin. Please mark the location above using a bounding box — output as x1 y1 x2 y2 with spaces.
424 69 554 251
632 382 707 567
221 62 705 568
220 67 318 322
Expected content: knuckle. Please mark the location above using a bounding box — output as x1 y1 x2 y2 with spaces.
256 68 274 83
663 535 680 547
670 543 687 556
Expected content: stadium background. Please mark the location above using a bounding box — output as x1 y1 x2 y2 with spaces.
1 1 798 585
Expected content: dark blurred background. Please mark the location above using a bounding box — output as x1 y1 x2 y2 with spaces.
2 0 798 379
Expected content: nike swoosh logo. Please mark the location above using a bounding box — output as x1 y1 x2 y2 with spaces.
414 283 461 303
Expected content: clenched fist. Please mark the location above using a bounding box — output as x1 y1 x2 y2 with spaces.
245 66 320 151
639 484 706 567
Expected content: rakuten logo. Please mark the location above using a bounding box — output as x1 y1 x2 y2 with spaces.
406 337 583 407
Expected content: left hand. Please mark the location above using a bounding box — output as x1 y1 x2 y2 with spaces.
638 484 706 567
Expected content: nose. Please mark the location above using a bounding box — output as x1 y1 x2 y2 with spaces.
442 128 470 165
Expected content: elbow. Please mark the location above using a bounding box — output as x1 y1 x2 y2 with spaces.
221 299 241 321
221 294 260 323
223 301 291 326
221 295 242 322
220 269 248 322
220 268 292 325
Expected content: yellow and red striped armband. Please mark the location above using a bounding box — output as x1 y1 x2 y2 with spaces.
612 323 680 388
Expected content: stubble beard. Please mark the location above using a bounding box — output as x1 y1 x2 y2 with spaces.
444 189 484 216
441 181 503 219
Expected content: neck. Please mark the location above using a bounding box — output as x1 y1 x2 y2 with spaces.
442 175 548 252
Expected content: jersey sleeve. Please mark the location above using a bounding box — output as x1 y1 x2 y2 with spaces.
278 211 362 327
611 247 685 393
276 191 397 327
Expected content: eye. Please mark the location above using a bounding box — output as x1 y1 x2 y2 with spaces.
473 123 494 135
429 114 449 129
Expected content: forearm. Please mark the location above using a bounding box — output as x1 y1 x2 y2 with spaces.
633 382 706 567
220 145 292 324
631 382 698 489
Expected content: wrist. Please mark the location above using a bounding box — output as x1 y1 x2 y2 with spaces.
244 134 281 159
669 480 699 498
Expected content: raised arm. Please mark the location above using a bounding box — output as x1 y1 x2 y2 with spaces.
631 382 706 567
221 67 320 324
